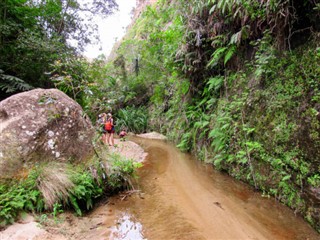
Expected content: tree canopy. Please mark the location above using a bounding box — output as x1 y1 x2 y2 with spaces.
0 0 118 100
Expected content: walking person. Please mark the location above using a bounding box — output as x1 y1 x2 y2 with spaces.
105 113 115 146
98 113 107 145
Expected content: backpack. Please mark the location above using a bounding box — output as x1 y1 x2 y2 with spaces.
105 120 112 131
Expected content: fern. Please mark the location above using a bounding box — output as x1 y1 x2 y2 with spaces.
207 45 237 67
177 132 192 151
229 25 250 45
0 70 34 93
69 195 82 216
206 76 224 93
207 47 228 67
224 45 237 65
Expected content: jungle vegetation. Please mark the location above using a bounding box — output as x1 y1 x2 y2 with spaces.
104 0 320 232
0 0 117 100
0 0 142 227
1 0 320 232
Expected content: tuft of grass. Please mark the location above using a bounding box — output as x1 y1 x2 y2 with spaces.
0 151 142 226
37 164 74 209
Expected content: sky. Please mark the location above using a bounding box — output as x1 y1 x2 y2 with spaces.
83 0 137 59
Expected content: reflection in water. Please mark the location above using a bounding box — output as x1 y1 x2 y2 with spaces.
110 213 146 240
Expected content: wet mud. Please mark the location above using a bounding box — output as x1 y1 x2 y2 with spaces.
106 137 319 240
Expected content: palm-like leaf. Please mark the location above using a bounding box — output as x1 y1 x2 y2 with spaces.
0 70 34 93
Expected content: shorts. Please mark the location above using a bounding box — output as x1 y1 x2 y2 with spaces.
107 127 115 134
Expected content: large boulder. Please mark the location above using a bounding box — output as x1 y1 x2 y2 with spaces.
0 88 94 178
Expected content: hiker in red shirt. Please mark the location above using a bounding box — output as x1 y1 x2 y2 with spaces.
105 113 115 146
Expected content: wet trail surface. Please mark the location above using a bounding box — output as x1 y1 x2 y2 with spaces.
95 137 319 240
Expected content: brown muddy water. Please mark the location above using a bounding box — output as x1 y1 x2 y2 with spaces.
100 137 319 240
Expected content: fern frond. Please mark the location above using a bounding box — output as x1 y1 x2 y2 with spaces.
207 76 224 92
224 45 237 65
207 47 227 68
0 70 34 93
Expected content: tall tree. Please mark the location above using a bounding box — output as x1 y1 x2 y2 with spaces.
0 0 118 100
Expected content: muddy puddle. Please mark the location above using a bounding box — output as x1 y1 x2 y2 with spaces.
109 213 145 240
105 137 319 240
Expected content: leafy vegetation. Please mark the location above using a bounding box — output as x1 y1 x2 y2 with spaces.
115 107 148 133
0 151 141 227
1 0 319 233
103 0 320 232
0 169 43 227
0 69 34 93
0 0 118 100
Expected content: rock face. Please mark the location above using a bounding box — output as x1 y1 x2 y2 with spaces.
0 89 94 178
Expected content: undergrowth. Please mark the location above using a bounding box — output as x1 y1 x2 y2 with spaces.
70 0 320 232
115 106 148 133
0 150 141 228
165 42 320 231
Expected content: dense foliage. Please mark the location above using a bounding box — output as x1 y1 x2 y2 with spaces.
0 0 118 100
1 0 319 233
0 151 141 227
104 0 320 232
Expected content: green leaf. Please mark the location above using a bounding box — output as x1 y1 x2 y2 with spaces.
282 175 291 181
207 47 227 68
224 45 237 65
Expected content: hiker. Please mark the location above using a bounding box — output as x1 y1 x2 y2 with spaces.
105 113 115 146
119 128 127 141
98 113 107 144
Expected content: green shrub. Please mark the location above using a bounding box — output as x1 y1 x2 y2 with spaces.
107 153 142 189
0 153 142 225
0 169 44 227
115 107 148 133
